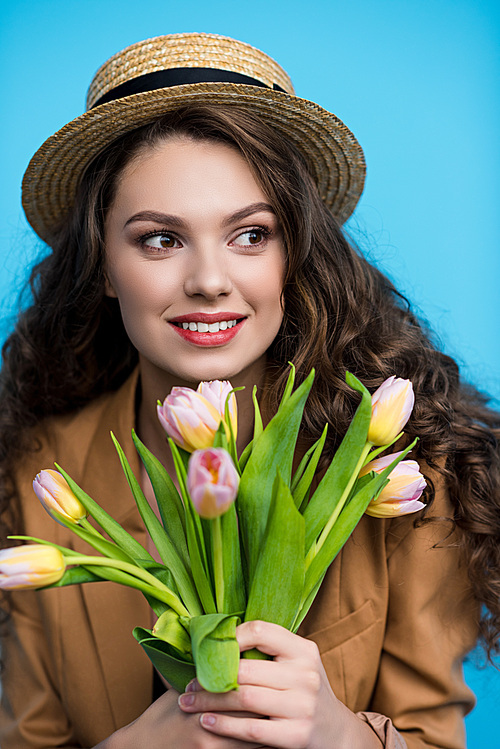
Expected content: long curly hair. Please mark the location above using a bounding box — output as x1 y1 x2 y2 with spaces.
1 105 499 660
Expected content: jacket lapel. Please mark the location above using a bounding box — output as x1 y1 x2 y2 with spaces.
76 371 153 729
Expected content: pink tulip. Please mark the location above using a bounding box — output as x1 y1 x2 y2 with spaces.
197 380 238 440
361 451 426 518
157 387 222 451
187 448 239 519
0 545 66 590
367 376 414 446
33 469 87 525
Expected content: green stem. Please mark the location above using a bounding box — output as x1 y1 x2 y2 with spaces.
361 431 404 466
79 518 104 537
212 516 224 613
64 555 190 617
309 442 372 566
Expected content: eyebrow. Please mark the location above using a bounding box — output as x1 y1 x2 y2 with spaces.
124 202 276 229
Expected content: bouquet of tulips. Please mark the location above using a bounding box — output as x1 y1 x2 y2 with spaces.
2 368 426 693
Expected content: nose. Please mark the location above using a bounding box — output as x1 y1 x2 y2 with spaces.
183 247 233 300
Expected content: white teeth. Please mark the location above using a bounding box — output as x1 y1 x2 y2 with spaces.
178 319 238 332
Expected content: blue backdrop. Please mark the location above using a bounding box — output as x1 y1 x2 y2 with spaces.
1 1 498 745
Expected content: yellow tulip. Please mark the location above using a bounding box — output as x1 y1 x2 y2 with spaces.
361 452 426 517
0 545 65 590
367 376 414 446
33 469 87 525
157 383 235 452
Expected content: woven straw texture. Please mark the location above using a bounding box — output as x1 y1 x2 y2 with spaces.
22 33 365 243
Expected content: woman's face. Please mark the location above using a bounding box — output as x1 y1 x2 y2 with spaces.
104 136 285 388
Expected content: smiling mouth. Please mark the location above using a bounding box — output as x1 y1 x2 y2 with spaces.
171 319 242 333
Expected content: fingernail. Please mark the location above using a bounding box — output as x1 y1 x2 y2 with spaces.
185 679 198 692
201 713 216 727
178 693 195 707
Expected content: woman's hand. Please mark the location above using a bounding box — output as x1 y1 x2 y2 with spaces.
178 620 383 749
99 687 266 749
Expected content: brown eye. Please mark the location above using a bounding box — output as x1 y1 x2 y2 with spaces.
159 235 176 248
142 233 181 251
232 229 269 248
248 231 263 244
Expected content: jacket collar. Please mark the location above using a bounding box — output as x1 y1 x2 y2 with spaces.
74 369 153 725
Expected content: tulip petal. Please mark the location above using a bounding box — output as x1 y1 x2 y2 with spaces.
33 469 87 525
0 545 65 590
367 377 415 446
158 387 226 452
187 448 239 519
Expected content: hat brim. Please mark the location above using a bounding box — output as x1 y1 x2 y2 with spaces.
22 82 366 244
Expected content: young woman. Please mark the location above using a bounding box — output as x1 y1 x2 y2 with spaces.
0 33 499 749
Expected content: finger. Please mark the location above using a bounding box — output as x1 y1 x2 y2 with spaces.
236 620 320 662
237 658 304 690
200 712 310 749
179 684 299 719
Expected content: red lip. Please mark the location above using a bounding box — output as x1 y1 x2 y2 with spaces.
170 318 246 347
169 312 245 324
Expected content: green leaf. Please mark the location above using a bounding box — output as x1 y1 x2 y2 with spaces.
153 609 192 655
238 440 253 472
189 613 240 692
213 421 228 449
8 535 82 558
132 430 188 555
238 370 314 578
49 565 104 587
57 515 139 565
169 442 215 614
133 626 196 693
111 433 202 617
303 372 372 549
185 515 217 614
221 504 246 613
55 463 154 563
252 385 263 444
297 439 418 628
237 368 314 581
280 363 296 406
224 390 239 469
244 472 304 629
291 424 328 511
291 571 325 633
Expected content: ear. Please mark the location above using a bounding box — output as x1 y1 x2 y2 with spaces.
103 271 118 298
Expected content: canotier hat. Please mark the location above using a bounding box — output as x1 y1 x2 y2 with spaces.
22 32 366 245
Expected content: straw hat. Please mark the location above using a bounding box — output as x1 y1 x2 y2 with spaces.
22 32 366 244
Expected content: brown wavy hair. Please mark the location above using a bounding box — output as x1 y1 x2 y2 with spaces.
1 105 499 660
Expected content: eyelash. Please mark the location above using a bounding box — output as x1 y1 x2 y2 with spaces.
136 225 273 254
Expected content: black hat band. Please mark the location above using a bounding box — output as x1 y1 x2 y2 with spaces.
91 67 287 109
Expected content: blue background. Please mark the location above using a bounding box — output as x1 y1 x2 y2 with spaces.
1 1 498 745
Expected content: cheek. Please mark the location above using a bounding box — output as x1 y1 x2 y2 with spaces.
106 261 175 313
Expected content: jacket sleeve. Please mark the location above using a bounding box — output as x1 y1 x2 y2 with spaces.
363 480 479 749
0 588 82 749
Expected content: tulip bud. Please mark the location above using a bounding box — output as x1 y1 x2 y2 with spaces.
197 380 238 441
361 452 426 518
157 387 223 452
367 376 414 446
0 545 66 590
187 448 239 519
33 469 87 526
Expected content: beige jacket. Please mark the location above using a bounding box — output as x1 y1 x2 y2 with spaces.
0 372 478 748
